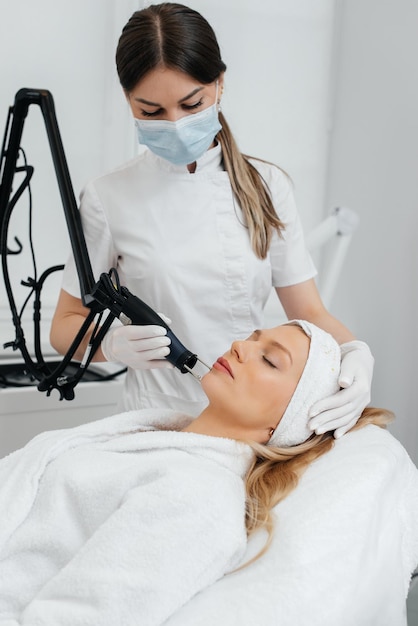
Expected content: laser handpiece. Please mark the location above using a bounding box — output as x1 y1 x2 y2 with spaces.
118 287 212 381
93 273 212 381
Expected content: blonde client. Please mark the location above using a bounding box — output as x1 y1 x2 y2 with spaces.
0 321 414 626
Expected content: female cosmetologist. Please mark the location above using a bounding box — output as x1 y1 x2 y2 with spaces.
50 3 373 437
0 322 399 625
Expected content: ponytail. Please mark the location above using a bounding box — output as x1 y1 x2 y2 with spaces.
217 112 286 259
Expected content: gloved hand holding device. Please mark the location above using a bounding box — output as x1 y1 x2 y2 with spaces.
308 340 374 439
101 321 173 370
96 277 210 380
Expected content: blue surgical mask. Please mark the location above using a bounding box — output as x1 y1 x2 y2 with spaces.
134 86 222 166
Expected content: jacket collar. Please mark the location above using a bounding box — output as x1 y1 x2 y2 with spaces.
144 142 223 174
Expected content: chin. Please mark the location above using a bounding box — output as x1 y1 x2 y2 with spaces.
200 370 212 391
200 369 225 401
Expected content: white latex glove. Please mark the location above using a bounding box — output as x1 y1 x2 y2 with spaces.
101 321 174 370
308 340 374 439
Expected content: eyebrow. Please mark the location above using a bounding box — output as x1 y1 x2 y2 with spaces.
134 86 204 107
252 329 293 364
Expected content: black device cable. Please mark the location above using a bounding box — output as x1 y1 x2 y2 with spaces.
0 146 83 397
1 147 126 398
1 161 35 364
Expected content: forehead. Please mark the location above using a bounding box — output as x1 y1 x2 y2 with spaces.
130 67 204 97
257 324 308 344
262 325 310 363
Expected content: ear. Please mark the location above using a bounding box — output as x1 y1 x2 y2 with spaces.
257 426 276 445
217 72 225 96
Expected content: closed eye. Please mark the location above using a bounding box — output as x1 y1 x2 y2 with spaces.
140 99 203 118
182 99 203 111
141 108 163 117
263 356 277 369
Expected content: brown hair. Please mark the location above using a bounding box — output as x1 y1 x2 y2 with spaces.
116 2 285 259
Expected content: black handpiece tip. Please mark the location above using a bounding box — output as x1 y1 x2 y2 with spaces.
181 353 198 372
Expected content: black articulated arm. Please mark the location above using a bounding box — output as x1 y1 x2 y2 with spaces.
0 89 96 304
0 89 204 400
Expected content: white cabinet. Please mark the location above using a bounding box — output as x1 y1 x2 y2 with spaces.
0 365 124 457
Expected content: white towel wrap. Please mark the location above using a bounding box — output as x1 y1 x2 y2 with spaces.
269 320 341 447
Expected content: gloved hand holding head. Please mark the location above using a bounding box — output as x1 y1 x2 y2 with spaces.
308 339 374 438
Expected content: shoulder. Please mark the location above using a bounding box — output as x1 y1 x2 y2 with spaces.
247 156 292 188
90 153 145 186
166 440 247 507
245 156 296 211
80 152 153 201
77 153 153 218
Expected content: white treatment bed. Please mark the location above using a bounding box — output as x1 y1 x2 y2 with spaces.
166 424 418 626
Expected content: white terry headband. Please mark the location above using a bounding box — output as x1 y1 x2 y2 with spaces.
268 320 341 448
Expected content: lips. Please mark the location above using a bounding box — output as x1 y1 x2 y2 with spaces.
213 356 234 378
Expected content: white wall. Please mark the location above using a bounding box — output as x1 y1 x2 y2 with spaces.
324 0 418 462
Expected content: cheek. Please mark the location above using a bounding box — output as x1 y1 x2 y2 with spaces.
202 372 253 417
233 374 279 416
253 376 295 423
202 369 297 426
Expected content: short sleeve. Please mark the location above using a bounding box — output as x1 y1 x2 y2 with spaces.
253 161 317 288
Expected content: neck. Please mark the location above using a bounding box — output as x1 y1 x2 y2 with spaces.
181 407 226 437
186 138 218 173
182 406 268 444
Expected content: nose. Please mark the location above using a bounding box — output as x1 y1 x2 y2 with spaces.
231 339 250 362
164 108 189 123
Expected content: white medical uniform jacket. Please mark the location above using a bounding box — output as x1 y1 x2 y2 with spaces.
62 145 316 412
